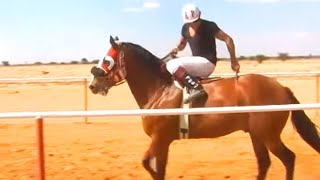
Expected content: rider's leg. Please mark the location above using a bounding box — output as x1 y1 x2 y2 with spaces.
166 56 215 103
166 56 214 104
166 56 215 77
173 66 207 104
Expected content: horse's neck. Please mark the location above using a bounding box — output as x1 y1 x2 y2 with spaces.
126 73 172 109
123 46 174 109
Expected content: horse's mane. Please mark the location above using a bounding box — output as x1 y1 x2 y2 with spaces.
122 42 173 83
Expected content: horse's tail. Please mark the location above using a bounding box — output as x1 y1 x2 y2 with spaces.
285 87 320 153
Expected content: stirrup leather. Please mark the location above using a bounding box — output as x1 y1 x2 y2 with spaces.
183 89 207 104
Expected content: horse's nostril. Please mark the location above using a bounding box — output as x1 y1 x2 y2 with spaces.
89 85 94 90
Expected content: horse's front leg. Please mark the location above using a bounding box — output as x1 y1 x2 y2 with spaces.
142 137 171 180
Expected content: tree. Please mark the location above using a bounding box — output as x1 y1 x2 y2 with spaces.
81 58 89 64
238 56 246 60
2 61 10 66
278 53 290 61
34 62 42 65
70 61 79 64
91 59 100 64
255 54 269 64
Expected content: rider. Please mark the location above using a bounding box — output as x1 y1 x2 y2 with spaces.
166 3 240 104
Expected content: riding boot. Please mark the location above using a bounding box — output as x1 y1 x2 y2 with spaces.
174 66 207 104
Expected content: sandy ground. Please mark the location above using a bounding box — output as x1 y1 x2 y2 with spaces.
0 59 320 180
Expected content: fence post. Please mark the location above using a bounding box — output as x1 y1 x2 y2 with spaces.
84 79 88 123
36 116 45 180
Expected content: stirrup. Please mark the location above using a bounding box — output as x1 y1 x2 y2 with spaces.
183 89 207 104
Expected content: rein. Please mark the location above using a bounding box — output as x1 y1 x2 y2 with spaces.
160 52 176 63
113 47 175 86
115 79 126 86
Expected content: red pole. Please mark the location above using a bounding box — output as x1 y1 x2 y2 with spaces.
36 116 45 180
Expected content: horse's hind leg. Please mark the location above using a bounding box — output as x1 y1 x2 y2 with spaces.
142 137 171 180
265 138 295 180
250 133 271 180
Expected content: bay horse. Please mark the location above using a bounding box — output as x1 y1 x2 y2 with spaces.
89 36 320 180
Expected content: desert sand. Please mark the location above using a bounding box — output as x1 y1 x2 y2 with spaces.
0 59 319 180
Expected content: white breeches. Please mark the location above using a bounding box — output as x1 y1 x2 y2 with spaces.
166 56 215 77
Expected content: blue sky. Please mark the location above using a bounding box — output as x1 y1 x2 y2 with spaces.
0 0 319 64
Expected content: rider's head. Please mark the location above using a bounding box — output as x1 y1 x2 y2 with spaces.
182 3 201 24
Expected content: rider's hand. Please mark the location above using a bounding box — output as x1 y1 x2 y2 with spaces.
231 58 240 74
171 47 179 56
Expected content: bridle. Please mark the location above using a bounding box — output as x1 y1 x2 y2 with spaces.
110 47 127 86
97 44 127 86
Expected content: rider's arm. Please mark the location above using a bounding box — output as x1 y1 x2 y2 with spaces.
215 30 240 73
176 36 187 51
172 25 188 54
215 30 237 62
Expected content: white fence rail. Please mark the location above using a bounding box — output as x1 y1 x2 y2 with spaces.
0 76 89 82
1 103 320 119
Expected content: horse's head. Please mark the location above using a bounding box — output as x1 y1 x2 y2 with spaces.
89 36 126 96
89 35 174 101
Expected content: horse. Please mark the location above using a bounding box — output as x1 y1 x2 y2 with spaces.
88 36 320 180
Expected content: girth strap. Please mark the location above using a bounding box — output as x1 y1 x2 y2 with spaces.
179 88 190 139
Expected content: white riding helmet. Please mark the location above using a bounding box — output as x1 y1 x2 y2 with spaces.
182 3 201 23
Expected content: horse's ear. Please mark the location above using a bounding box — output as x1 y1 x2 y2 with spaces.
110 35 119 49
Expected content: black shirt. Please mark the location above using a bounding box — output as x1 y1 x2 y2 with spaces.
181 19 220 65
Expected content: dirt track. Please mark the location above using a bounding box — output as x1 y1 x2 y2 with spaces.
0 60 319 179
